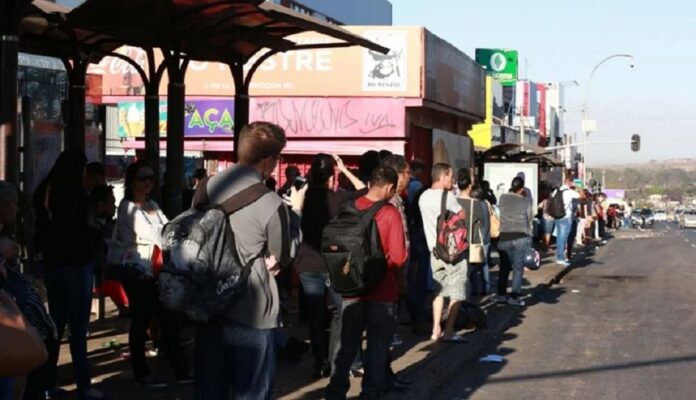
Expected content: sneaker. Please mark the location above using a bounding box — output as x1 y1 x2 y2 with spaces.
390 334 403 347
493 295 508 304
82 388 106 400
135 375 167 388
146 349 158 357
556 260 571 267
507 297 526 307
46 387 69 399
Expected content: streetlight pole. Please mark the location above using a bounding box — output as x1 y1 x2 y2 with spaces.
582 54 634 182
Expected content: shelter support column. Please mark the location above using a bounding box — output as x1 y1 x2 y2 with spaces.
144 49 164 201
65 59 88 152
163 53 187 218
0 35 19 185
231 62 248 163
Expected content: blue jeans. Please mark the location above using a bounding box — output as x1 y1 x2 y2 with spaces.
43 262 94 393
194 320 276 400
497 237 532 297
299 272 342 370
555 217 572 262
0 377 15 400
482 243 491 294
406 236 431 324
326 301 397 400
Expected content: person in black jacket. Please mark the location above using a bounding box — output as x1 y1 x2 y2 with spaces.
36 150 104 400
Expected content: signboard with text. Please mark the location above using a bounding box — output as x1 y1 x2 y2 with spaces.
117 99 235 138
475 48 519 87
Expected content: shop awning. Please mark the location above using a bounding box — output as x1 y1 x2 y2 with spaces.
120 139 406 156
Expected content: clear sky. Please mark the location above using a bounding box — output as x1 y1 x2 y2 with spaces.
394 0 694 165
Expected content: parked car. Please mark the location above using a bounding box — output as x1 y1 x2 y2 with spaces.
632 208 655 228
654 209 667 222
680 210 696 229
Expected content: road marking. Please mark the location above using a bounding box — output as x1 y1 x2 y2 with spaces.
686 239 690 243
691 244 696 248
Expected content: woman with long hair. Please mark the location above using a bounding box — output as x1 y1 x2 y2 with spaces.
38 150 104 399
114 161 190 387
494 176 534 307
294 153 364 378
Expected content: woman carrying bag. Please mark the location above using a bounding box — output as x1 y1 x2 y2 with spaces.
455 169 486 296
110 161 190 387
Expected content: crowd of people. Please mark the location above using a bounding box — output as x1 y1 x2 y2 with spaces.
0 121 618 400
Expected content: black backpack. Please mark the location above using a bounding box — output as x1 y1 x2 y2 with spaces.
321 200 387 297
159 179 269 323
547 188 567 219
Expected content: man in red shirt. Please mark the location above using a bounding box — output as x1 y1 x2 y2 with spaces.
326 166 408 400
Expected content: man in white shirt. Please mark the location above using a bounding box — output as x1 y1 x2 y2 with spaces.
624 203 633 229
554 174 580 266
418 163 467 342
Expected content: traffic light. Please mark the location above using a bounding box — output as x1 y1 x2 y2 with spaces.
631 134 641 152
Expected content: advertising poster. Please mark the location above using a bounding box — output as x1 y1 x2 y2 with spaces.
432 129 473 171
484 163 539 207
117 99 235 138
184 100 235 136
362 30 408 92
117 101 167 138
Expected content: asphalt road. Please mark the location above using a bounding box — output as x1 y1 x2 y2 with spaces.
436 222 696 400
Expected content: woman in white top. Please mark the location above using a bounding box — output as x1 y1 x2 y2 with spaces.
116 161 190 387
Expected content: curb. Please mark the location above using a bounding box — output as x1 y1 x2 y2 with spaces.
391 243 603 400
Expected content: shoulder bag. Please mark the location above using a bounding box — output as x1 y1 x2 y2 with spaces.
488 201 501 239
468 199 486 264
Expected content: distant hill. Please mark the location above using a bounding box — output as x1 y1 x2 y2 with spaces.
590 160 696 202
597 158 696 171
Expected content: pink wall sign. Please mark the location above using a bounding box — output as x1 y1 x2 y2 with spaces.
249 97 407 138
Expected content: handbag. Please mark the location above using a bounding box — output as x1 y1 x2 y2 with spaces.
105 223 151 281
488 202 501 239
468 199 486 264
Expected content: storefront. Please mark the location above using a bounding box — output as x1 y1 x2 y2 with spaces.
90 26 486 185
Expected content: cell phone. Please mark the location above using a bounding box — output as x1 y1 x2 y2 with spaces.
293 176 307 190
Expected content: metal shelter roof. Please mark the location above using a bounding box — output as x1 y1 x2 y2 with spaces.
18 0 388 66
61 0 388 63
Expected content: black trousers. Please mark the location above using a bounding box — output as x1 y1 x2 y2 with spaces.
121 279 189 381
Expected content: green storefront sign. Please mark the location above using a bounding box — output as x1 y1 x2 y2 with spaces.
475 49 518 87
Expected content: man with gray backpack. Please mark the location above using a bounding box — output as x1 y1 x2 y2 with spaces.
159 122 304 400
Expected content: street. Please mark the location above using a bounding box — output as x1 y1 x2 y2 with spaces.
436 223 696 400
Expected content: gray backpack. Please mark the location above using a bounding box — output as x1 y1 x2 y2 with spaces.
158 179 269 322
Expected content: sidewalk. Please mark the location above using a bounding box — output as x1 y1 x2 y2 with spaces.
52 240 608 399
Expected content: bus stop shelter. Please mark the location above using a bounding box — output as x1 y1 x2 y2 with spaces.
2 0 387 215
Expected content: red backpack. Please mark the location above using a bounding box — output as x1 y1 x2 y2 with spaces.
433 190 469 264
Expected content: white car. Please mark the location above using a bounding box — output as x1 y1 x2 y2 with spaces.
654 210 667 222
680 210 696 229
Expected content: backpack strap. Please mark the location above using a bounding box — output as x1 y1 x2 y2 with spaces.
358 199 388 225
440 189 448 218
219 183 271 215
192 178 270 215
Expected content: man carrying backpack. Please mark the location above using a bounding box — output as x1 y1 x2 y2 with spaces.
418 163 468 342
325 166 408 400
191 122 304 400
550 173 580 266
